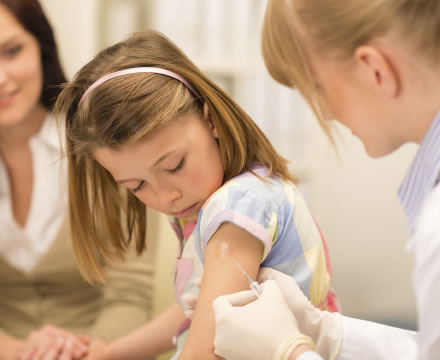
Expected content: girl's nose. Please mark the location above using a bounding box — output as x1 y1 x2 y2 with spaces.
159 187 182 206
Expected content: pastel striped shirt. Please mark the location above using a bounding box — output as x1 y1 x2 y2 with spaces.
170 166 337 350
399 110 440 235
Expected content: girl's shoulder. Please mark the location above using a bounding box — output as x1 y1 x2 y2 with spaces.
200 166 303 218
213 166 300 204
196 166 312 260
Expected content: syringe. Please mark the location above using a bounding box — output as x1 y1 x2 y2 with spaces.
231 256 262 298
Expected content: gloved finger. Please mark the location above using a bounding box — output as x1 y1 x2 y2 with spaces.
259 278 277 291
212 295 234 320
181 292 198 309
257 267 291 283
213 289 256 317
258 268 310 307
193 276 202 287
184 308 195 319
258 279 286 301
224 289 257 306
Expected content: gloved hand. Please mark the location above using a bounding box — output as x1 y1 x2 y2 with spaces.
258 268 342 360
212 280 315 360
181 277 202 318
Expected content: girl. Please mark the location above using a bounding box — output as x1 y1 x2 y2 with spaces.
55 30 338 359
211 0 440 359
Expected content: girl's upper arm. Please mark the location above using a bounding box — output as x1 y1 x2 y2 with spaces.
179 221 264 360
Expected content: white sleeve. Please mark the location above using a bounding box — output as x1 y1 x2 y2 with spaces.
337 316 417 360
297 315 417 360
301 185 440 360
412 184 440 360
297 352 324 360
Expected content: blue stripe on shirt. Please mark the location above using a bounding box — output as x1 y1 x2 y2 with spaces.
398 111 440 234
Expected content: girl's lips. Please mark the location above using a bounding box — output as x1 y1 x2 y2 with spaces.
172 202 198 217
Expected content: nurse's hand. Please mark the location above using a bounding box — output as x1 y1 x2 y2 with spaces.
258 268 342 360
212 280 315 360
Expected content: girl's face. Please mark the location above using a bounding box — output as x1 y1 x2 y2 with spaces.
94 106 224 222
0 4 43 128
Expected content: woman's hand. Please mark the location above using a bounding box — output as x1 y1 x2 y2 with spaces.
18 325 89 360
82 339 108 360
212 280 315 360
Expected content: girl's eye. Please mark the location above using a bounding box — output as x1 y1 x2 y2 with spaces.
131 181 145 193
4 45 22 58
168 158 185 174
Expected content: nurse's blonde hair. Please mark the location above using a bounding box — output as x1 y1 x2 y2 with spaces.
55 30 295 282
262 0 440 131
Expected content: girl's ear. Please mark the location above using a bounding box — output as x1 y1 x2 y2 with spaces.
203 102 219 139
354 45 400 98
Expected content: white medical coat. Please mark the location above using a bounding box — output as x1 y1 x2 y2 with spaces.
299 184 440 360
299 109 440 359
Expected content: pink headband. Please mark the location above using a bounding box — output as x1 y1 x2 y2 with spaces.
79 67 201 104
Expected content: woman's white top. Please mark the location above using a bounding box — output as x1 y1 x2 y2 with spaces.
300 110 440 360
0 113 66 273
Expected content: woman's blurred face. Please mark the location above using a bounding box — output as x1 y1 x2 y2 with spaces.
0 4 43 128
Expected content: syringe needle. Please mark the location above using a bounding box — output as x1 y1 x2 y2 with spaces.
230 255 261 297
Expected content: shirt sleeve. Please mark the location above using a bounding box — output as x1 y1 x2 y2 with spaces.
86 243 154 341
306 185 440 360
412 184 440 359
199 185 278 261
298 352 324 360
337 316 417 360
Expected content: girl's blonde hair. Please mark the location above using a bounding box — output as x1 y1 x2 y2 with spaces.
262 0 440 131
55 30 295 282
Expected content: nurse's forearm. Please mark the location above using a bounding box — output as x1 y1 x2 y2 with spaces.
337 316 417 359
0 334 23 360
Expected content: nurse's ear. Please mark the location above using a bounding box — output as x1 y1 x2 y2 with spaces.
354 45 400 98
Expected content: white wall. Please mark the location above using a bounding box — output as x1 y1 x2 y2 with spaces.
39 0 99 79
305 120 417 327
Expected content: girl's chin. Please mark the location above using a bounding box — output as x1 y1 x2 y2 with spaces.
180 214 198 222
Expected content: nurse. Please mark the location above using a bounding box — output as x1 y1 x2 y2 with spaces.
211 0 440 359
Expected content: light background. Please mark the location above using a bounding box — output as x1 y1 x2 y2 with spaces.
39 0 418 357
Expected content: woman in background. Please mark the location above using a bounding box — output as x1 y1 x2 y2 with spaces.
0 1 154 359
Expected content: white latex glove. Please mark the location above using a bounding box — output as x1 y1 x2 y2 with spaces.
180 277 202 318
258 268 342 360
212 280 315 360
